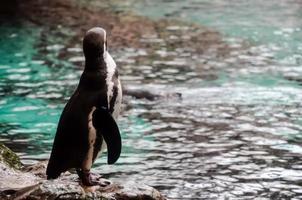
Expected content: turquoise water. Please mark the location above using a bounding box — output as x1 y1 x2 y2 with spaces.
0 22 78 161
1 1 302 199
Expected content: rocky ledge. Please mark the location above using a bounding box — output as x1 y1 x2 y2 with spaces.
0 144 166 200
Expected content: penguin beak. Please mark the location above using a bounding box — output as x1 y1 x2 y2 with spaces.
92 107 121 164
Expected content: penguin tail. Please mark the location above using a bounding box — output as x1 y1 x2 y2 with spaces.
46 169 61 180
46 172 60 180
46 159 61 180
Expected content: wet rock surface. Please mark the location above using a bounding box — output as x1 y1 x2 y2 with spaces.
0 144 166 200
2 177 165 200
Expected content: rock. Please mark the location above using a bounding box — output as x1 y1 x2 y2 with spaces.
22 176 165 200
124 87 182 101
0 143 22 170
0 144 39 196
0 143 166 200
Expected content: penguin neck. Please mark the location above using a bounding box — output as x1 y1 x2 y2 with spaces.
84 53 107 72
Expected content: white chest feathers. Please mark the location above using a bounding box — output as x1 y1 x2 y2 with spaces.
104 52 116 107
104 51 122 119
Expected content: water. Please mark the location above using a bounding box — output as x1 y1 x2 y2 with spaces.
112 0 302 65
0 22 80 160
1 0 302 199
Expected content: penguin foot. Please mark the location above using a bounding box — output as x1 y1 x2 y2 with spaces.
77 169 97 186
77 169 111 187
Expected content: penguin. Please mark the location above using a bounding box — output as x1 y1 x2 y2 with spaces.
46 27 122 186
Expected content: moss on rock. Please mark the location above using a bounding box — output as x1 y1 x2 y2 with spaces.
0 143 22 170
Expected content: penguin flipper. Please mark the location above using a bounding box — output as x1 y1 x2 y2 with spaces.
92 107 121 164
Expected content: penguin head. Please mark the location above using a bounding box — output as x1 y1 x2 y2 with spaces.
83 27 107 65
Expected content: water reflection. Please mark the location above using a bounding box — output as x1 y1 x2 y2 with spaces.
122 0 302 66
103 89 302 198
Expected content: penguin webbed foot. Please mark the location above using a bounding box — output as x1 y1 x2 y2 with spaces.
77 169 110 187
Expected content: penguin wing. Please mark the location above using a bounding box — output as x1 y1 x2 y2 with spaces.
92 107 121 164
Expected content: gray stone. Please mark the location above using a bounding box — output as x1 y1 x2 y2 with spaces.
0 143 166 200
